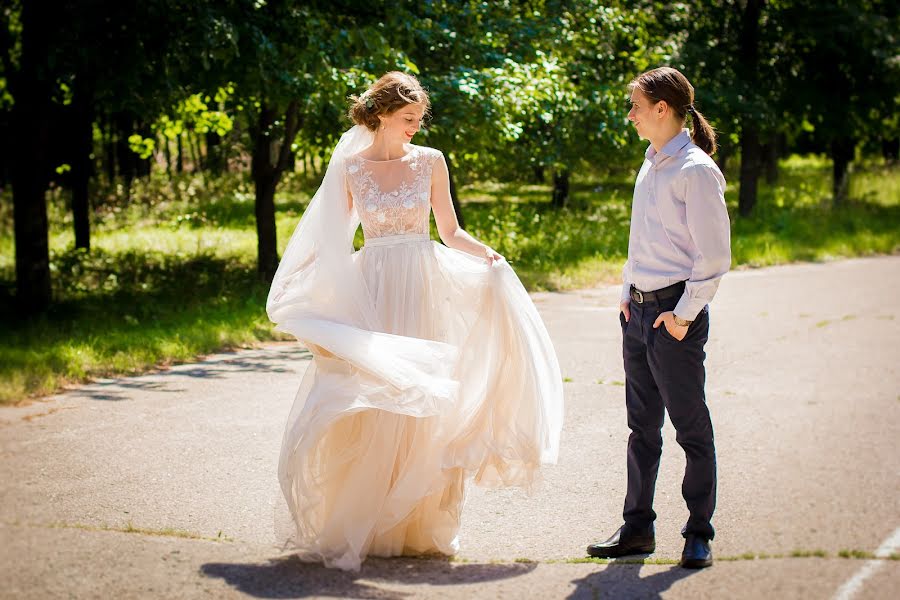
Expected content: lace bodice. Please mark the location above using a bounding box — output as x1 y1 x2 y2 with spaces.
346 145 442 239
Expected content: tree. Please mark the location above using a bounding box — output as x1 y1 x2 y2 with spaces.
539 1 662 205
672 0 899 212
662 0 780 216
193 2 412 280
405 1 655 207
779 0 900 203
736 0 764 217
4 0 54 312
61 0 196 248
402 0 558 211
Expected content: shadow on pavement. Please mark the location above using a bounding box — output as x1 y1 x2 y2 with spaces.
201 554 537 598
568 562 698 599
67 347 312 401
61 379 185 401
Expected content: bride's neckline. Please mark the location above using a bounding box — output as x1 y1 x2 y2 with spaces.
356 145 418 163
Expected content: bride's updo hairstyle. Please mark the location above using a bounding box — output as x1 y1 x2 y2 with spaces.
349 72 430 131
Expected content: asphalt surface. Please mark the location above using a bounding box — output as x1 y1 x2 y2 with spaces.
2 256 899 599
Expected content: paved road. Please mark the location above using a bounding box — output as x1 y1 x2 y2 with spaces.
2 256 899 599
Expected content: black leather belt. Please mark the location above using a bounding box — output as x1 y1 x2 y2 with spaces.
629 281 685 304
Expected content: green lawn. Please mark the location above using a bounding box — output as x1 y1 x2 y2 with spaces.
1 156 898 404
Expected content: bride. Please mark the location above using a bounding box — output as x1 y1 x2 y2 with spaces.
266 71 564 571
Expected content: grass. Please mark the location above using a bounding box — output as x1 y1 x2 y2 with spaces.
36 519 233 542
0 250 283 402
0 156 897 404
839 549 875 559
789 549 829 558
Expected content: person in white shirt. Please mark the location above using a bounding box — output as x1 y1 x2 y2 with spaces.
587 67 731 569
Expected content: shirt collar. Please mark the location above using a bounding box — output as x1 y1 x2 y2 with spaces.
645 129 692 163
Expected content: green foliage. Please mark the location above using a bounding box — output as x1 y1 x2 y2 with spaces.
176 91 234 137
667 0 899 148
778 0 899 145
408 1 658 181
127 134 155 160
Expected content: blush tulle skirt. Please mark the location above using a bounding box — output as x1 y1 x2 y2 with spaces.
273 234 563 571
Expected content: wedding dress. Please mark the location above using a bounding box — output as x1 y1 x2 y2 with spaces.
267 125 563 571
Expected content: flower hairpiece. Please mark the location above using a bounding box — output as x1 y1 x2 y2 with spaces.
365 97 375 110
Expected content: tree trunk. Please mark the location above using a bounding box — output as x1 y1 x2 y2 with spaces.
10 1 54 313
186 129 199 173
250 100 301 281
103 113 116 183
114 111 136 186
716 140 730 174
831 136 855 206
297 149 306 177
0 115 9 188
0 17 11 189
715 139 731 174
251 108 278 280
192 129 203 173
176 133 184 174
763 133 779 184
443 151 465 229
205 131 224 175
12 160 52 314
533 165 545 184
163 135 172 177
738 127 762 217
882 137 899 162
315 148 326 180
136 121 152 178
254 171 279 280
71 79 93 250
737 0 763 217
552 169 570 208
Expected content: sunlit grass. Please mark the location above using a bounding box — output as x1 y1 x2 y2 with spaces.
41 520 234 542
0 157 897 403
0 251 285 403
729 159 900 267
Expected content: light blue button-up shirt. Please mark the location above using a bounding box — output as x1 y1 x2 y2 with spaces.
621 129 731 320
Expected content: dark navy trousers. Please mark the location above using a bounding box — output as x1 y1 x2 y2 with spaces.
620 294 717 540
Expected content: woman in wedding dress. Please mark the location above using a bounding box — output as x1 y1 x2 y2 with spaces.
266 72 564 571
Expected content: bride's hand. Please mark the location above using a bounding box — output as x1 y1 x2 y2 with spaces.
485 247 505 265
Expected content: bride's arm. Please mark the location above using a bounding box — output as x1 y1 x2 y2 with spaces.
346 173 353 212
430 153 503 264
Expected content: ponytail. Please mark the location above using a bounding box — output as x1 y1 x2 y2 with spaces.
687 105 717 156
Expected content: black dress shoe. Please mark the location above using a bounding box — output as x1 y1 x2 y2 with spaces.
680 534 713 568
587 525 656 558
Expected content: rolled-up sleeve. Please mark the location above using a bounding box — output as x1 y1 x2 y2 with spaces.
674 164 731 320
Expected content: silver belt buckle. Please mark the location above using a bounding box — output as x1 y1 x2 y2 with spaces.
633 288 644 303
